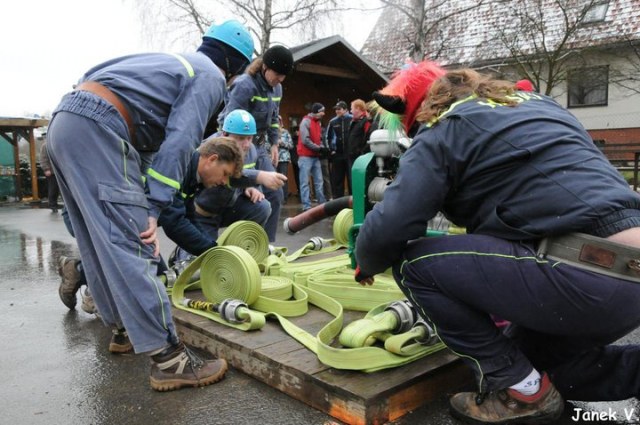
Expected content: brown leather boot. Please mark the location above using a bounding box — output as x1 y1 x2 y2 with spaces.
108 328 133 354
57 256 82 310
149 342 227 392
449 373 564 424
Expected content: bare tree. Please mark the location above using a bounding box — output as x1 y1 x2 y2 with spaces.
130 0 360 54
378 0 487 62
491 0 616 96
227 0 344 53
606 35 640 95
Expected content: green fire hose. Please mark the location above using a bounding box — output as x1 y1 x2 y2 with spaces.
170 214 445 372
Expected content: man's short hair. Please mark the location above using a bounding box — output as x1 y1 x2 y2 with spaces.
198 136 244 178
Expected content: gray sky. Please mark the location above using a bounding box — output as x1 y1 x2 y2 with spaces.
1 0 146 117
0 0 380 118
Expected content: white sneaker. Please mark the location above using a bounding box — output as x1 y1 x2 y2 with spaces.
80 287 98 315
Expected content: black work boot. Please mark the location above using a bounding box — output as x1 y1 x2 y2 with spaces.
57 256 82 310
149 342 227 392
109 328 133 354
449 373 564 424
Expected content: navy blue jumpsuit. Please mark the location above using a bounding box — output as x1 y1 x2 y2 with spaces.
356 92 640 400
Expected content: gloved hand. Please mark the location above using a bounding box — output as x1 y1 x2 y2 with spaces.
355 265 374 286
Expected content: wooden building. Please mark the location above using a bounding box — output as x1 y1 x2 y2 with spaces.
278 36 387 195
0 117 49 201
282 35 388 134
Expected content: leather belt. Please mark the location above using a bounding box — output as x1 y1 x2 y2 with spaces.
537 232 640 283
75 81 136 144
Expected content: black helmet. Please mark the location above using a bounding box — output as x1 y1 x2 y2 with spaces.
263 45 294 75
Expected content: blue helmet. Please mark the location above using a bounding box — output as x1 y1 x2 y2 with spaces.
204 20 254 62
223 109 257 136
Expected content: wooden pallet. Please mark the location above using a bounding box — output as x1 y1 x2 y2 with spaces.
173 298 472 425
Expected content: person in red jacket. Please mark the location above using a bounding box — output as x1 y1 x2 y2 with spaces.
296 103 327 211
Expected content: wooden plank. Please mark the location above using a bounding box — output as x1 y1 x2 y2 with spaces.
0 117 49 128
174 300 473 425
28 129 38 200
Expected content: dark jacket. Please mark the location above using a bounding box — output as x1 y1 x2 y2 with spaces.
157 151 214 256
347 116 377 159
356 93 640 276
158 146 261 256
327 113 352 158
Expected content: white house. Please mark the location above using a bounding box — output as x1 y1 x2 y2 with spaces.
361 0 640 144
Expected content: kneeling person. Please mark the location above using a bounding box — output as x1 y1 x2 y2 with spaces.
159 136 245 264
167 110 286 263
194 109 288 247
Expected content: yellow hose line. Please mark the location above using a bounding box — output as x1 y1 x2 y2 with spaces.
170 218 445 371
333 208 353 245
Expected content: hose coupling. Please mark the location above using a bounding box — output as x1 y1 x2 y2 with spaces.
385 300 418 334
413 318 439 345
162 268 178 288
219 299 248 324
172 259 193 276
309 236 325 251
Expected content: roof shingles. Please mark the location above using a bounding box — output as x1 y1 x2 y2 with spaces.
361 0 640 73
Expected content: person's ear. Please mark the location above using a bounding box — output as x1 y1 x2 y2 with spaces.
207 153 219 164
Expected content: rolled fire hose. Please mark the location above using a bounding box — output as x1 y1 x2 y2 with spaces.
171 218 445 372
332 208 354 246
283 196 353 234
217 220 270 264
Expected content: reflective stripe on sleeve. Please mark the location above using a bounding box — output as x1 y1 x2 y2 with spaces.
147 168 181 190
168 53 195 78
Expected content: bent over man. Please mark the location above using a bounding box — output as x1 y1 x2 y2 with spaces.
47 20 253 392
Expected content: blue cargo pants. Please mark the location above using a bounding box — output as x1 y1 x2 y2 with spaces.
47 91 179 353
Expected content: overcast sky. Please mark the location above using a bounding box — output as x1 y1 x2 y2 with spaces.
0 0 380 118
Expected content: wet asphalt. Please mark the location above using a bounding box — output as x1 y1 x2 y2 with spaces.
0 200 638 425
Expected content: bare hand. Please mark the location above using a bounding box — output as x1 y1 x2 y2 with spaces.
358 277 375 286
244 187 265 203
270 144 279 167
44 170 52 177
257 171 287 190
355 266 375 286
140 216 160 257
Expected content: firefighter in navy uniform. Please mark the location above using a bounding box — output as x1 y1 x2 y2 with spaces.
355 62 640 424
47 20 254 392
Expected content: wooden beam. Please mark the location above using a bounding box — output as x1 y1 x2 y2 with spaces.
13 132 22 200
295 62 360 80
0 118 49 128
0 131 15 145
28 128 39 200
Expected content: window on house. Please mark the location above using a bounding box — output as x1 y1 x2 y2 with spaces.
582 1 609 24
567 66 608 108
